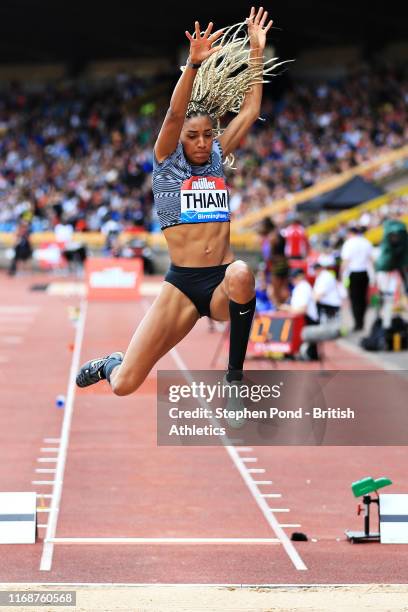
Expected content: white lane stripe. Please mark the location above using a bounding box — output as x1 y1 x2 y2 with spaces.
0 310 35 323
253 481 273 485
0 336 23 344
32 481 56 485
35 469 57 473
40 300 88 572
44 438 61 443
241 457 258 463
280 524 302 528
269 508 290 512
247 469 266 474
49 537 280 545
0 322 30 327
37 458 58 463
40 448 59 453
0 306 38 313
223 452 305 570
168 345 307 571
261 493 282 498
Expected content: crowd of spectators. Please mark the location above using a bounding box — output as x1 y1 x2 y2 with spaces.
310 193 408 252
0 62 407 234
0 74 159 234
227 65 408 217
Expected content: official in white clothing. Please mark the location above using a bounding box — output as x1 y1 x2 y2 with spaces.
341 227 373 331
313 255 342 321
279 268 319 360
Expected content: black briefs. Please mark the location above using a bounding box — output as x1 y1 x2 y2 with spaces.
164 262 232 317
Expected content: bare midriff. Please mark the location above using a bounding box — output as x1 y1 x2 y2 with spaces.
163 222 234 267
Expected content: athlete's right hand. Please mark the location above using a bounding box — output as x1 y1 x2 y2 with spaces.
185 21 223 64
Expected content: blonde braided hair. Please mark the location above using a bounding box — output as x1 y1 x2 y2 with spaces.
181 20 291 166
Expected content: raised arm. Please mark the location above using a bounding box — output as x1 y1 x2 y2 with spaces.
218 6 273 158
154 21 223 163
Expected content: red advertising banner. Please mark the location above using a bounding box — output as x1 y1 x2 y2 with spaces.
85 257 143 301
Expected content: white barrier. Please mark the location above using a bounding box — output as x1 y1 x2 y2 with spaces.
0 492 37 544
380 494 408 544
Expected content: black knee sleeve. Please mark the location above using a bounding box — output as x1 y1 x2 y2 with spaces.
227 296 256 382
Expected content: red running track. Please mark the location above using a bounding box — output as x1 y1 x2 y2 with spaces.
1 272 408 584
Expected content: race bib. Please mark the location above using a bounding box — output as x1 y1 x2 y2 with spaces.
180 176 230 223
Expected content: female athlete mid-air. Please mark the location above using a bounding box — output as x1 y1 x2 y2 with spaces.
76 7 283 394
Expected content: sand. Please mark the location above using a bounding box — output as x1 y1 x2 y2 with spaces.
1 584 408 612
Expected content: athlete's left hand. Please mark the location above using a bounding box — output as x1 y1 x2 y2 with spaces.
246 6 273 50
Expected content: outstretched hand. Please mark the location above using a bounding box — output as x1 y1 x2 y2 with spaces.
185 21 223 64
246 6 273 50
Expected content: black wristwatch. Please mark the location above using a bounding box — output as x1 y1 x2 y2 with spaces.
188 61 201 69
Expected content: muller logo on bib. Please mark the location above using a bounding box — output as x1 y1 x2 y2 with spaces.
180 175 230 223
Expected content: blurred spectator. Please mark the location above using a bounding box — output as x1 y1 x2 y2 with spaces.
341 227 374 331
8 219 32 275
279 267 319 359
257 217 289 306
282 216 309 259
312 254 342 321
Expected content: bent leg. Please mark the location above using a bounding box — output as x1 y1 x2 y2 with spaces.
209 260 256 381
110 282 200 395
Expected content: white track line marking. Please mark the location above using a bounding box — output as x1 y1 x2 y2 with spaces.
169 345 307 571
236 447 253 452
0 336 23 344
253 480 273 485
36 494 53 499
49 537 280 545
35 469 56 473
40 300 88 572
44 438 61 443
247 469 266 474
241 457 258 463
269 508 290 512
280 524 302 528
0 306 38 313
37 458 58 463
261 493 282 498
0 316 33 323
32 481 56 485
40 448 59 453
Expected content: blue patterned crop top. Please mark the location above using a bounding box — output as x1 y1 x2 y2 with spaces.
152 139 230 230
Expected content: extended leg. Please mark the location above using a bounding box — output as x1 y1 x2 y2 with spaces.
77 282 200 396
210 260 256 381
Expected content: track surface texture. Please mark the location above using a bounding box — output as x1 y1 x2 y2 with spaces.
1 272 407 585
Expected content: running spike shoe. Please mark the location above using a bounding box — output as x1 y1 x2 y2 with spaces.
76 351 124 388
